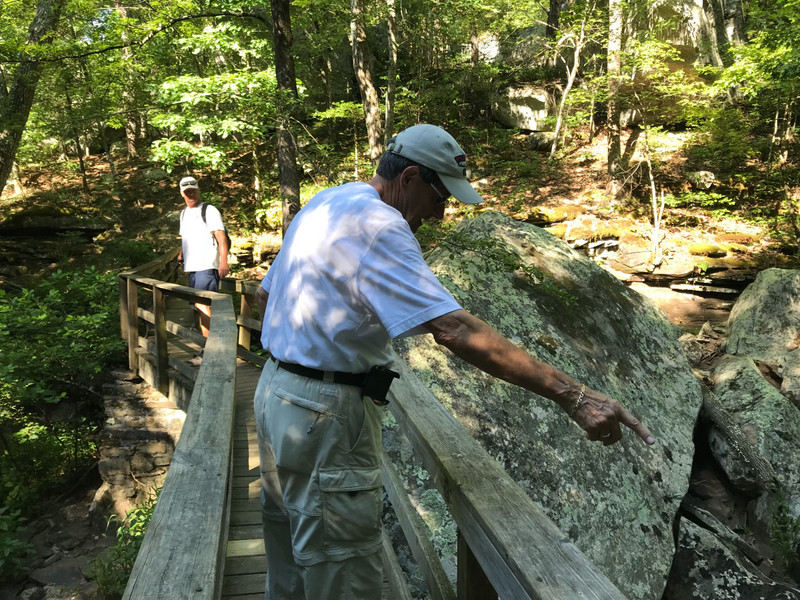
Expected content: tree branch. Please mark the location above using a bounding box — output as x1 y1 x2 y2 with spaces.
0 11 270 64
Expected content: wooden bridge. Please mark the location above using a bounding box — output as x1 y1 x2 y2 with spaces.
117 251 629 600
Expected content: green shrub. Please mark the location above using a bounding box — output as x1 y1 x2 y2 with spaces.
685 107 755 175
0 506 35 582
770 496 800 574
100 240 157 269
90 488 160 600
0 267 123 513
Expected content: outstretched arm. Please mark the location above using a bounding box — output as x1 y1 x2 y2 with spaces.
213 230 229 277
424 309 654 446
256 286 269 323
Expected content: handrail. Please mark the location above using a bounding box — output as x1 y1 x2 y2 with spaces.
116 256 628 600
118 258 237 600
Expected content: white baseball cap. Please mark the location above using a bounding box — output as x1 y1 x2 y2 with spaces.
387 124 484 204
179 176 199 191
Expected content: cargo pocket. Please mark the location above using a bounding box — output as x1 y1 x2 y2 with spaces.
319 467 382 547
269 388 335 473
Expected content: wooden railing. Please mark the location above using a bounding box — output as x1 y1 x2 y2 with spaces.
117 256 629 600
118 253 237 599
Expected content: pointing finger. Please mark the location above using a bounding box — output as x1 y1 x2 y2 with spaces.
618 405 655 445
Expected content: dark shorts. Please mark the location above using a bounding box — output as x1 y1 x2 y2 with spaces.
188 269 219 292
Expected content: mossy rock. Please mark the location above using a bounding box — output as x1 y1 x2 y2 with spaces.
689 243 727 258
2 205 74 224
542 205 584 222
524 205 584 225
606 217 637 233
717 232 761 244
545 223 567 239
567 222 623 243
722 242 749 254
694 256 754 270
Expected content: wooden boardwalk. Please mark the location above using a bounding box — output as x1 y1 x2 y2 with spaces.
218 361 397 600
222 361 266 599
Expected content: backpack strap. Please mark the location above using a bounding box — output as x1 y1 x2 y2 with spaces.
200 202 208 224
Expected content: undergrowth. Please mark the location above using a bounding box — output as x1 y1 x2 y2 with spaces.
89 487 160 600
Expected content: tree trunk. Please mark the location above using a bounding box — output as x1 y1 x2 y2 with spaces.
0 0 65 193
9 162 25 195
350 0 384 163
550 1 594 160
101 122 120 195
115 1 139 159
384 0 398 143
64 88 90 194
607 0 623 197
546 0 561 40
270 0 301 235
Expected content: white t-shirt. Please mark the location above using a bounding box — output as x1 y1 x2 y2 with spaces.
260 182 461 373
180 203 224 272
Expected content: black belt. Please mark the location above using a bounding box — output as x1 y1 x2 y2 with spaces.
276 360 367 388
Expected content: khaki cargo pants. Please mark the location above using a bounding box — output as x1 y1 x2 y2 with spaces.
254 359 385 599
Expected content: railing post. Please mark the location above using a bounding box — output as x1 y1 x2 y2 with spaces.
456 526 498 600
153 285 169 395
238 287 253 350
119 275 129 342
127 278 139 371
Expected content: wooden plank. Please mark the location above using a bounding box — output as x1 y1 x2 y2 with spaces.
119 248 180 280
457 529 496 600
224 555 267 576
231 486 260 500
381 451 455 600
221 573 264 596
229 525 263 540
237 345 268 367
139 308 206 349
232 476 260 489
119 275 129 342
231 498 261 512
238 292 253 349
126 278 139 371
381 528 414 600
153 286 169 395
387 360 628 600
122 294 238 600
227 539 265 557
237 315 263 333
229 511 261 526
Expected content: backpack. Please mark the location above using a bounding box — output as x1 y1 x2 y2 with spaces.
181 202 232 252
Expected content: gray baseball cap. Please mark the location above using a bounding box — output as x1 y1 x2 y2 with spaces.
179 176 199 191
387 124 484 205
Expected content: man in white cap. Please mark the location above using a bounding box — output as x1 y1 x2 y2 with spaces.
253 124 654 600
178 176 229 337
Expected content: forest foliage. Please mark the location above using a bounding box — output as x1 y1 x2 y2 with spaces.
0 0 797 220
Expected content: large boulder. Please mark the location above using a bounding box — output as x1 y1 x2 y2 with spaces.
491 85 556 131
726 268 800 408
664 516 800 599
711 356 800 522
394 211 702 600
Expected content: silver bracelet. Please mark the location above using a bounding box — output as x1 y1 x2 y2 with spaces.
568 384 586 419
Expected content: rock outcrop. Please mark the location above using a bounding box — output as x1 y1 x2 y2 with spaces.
94 369 185 517
394 211 702 600
726 268 800 409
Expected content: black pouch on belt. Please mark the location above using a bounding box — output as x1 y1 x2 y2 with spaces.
361 365 400 406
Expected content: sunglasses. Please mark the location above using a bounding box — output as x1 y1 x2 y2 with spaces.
428 181 449 205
